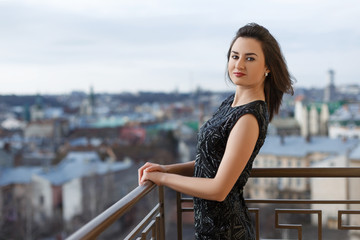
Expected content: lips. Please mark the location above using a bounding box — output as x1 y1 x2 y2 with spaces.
233 72 246 77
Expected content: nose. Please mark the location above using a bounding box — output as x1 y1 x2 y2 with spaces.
235 56 245 70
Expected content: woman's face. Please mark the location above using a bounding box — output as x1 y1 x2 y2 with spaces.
228 37 268 88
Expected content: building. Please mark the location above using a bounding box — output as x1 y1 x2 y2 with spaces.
294 97 331 137
349 144 360 240
246 135 359 239
30 94 45 122
268 117 301 136
0 150 137 239
1 116 26 130
310 143 360 240
0 143 16 168
310 154 348 228
246 135 358 200
328 103 360 139
24 119 70 141
79 86 96 117
30 151 134 233
0 166 42 239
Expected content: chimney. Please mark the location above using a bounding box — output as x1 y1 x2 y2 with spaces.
3 142 11 153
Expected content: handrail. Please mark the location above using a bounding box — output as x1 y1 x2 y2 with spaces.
66 181 162 240
250 167 360 177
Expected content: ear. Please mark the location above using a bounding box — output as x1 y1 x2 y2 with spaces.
264 66 270 76
264 67 270 77
265 66 270 74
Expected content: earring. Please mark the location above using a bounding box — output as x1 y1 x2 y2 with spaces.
265 72 268 77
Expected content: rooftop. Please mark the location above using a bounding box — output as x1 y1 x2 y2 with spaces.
37 151 132 185
0 166 42 186
260 135 358 157
349 144 360 160
0 151 132 187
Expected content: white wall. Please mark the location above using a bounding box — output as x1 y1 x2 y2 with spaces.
31 175 53 223
24 123 53 139
310 155 348 227
309 105 320 135
329 125 360 139
320 104 329 135
349 160 360 240
63 178 82 222
178 140 191 163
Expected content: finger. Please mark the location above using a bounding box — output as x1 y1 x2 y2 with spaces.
139 162 150 172
138 168 142 185
138 162 151 184
138 167 145 185
140 172 148 185
145 166 159 172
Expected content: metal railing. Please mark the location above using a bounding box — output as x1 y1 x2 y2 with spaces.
67 168 360 240
177 168 360 240
66 181 165 240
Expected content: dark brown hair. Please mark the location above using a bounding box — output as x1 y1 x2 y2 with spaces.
226 23 294 121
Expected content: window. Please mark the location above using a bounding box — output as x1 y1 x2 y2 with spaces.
269 159 274 167
297 178 302 187
297 160 302 167
278 178 283 189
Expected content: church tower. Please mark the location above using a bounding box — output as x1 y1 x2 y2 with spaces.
323 69 336 102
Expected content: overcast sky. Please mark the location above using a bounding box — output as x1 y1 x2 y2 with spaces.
1 0 359 94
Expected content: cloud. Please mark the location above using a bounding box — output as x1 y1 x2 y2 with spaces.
0 0 359 93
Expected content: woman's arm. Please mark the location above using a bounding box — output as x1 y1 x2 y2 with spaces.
140 113 259 202
138 160 195 185
164 161 195 176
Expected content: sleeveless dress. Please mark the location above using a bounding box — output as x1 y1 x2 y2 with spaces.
193 94 269 240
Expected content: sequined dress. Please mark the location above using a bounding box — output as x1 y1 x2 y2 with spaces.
193 94 269 240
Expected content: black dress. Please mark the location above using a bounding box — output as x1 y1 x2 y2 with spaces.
193 94 269 240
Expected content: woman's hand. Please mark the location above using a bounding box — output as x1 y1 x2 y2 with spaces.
138 162 167 185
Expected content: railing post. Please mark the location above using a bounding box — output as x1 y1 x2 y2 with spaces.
159 185 165 240
176 192 183 240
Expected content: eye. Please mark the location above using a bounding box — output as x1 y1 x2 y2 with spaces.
231 55 239 60
246 57 255 61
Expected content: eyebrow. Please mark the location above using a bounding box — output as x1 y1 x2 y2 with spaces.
231 51 258 56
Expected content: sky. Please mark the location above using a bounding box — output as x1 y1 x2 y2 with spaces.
0 0 359 94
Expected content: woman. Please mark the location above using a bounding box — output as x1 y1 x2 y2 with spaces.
138 23 294 239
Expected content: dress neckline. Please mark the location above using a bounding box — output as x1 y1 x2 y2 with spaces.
229 94 265 109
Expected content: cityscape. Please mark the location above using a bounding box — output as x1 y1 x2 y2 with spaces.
1 70 360 239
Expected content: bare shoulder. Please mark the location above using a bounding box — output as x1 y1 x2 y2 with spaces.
234 113 259 130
